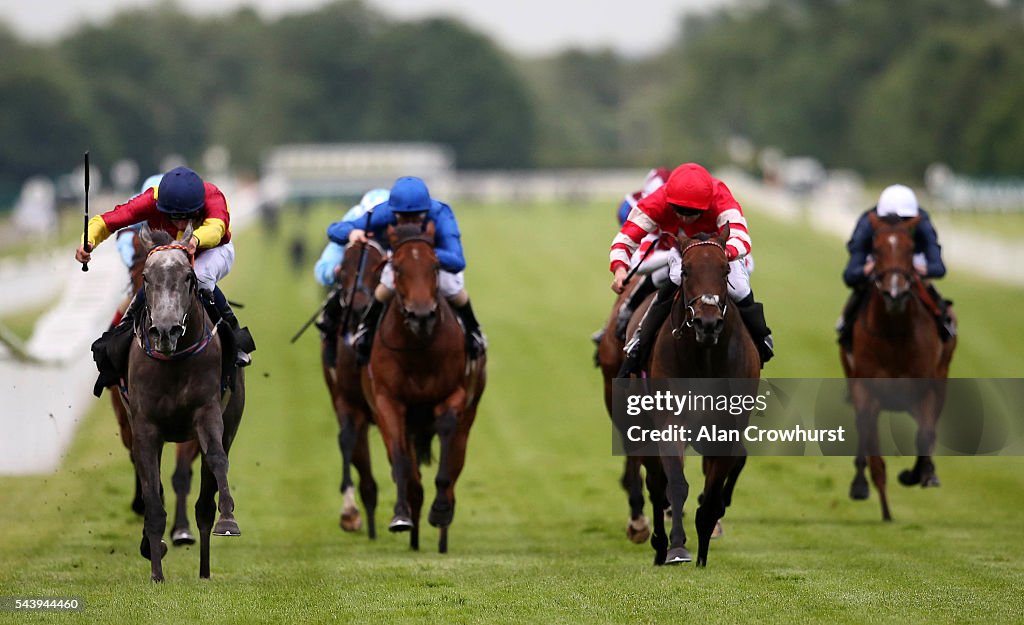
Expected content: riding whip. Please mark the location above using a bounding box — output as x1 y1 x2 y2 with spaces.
82 151 91 272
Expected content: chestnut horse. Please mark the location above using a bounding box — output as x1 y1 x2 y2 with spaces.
362 222 486 553
321 240 385 537
597 286 665 546
130 225 245 581
840 213 956 521
110 229 200 545
647 227 758 567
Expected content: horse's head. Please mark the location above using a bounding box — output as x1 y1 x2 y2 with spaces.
338 239 385 318
388 221 440 338
868 212 920 314
678 226 731 346
137 223 198 354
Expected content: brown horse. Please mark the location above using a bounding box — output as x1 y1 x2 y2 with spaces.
597 286 664 545
841 213 956 521
321 239 385 537
130 225 245 581
361 222 486 553
647 227 758 566
110 229 200 545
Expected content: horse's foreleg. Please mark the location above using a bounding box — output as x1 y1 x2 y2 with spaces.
849 395 877 502
659 454 691 564
623 455 650 544
695 457 733 567
195 456 218 579
902 395 941 488
132 423 167 582
170 441 198 546
336 403 361 532
645 458 668 565
195 406 239 537
352 418 378 539
374 394 414 534
854 402 890 520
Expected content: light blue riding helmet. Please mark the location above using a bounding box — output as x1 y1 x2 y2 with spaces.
140 174 164 194
117 173 166 266
342 188 390 222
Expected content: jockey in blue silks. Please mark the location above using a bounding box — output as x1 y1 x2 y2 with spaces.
326 176 486 365
837 184 955 348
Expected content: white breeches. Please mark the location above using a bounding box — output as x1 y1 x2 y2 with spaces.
380 263 465 300
667 247 754 301
195 242 235 292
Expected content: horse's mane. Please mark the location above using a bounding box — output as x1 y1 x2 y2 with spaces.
147 228 175 247
693 233 713 242
878 215 904 227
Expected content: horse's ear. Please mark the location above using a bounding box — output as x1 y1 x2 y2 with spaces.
387 224 399 248
138 223 155 251
181 221 194 245
904 215 921 231
423 220 436 244
717 223 731 247
868 211 882 230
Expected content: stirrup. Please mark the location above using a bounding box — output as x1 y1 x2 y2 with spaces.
352 325 372 364
623 335 640 358
590 328 604 346
467 330 488 360
236 351 252 367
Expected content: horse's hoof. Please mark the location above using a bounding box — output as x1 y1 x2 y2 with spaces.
389 516 414 532
664 547 692 565
849 478 870 500
340 510 363 532
213 518 241 537
921 473 940 488
626 516 651 544
171 528 196 546
428 500 454 528
711 520 725 539
897 469 920 486
140 538 168 561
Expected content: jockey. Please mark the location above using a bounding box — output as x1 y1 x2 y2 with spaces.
610 163 774 375
326 176 486 365
75 166 255 367
837 184 955 348
314 188 390 367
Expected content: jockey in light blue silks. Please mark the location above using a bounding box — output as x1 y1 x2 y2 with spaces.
326 176 486 365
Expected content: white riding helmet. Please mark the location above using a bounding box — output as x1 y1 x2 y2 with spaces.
877 184 919 218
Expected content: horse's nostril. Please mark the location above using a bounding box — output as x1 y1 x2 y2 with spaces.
148 327 160 341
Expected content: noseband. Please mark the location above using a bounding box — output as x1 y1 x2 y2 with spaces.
672 239 729 339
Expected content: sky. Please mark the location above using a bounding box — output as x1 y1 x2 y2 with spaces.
0 0 731 56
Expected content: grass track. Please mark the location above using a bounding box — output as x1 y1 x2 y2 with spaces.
1 202 1022 624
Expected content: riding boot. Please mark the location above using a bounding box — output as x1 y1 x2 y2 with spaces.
615 273 658 340
617 282 676 378
925 283 956 341
452 299 487 360
92 288 146 396
317 290 343 368
836 286 866 350
352 298 385 366
735 292 774 368
202 287 256 366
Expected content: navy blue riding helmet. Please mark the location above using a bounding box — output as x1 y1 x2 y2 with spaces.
156 166 205 220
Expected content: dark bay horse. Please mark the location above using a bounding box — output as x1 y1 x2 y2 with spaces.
597 286 664 545
110 229 200 545
130 225 245 581
841 213 956 521
361 222 486 553
321 239 385 537
647 227 758 566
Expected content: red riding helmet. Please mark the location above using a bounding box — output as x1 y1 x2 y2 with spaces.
665 163 714 211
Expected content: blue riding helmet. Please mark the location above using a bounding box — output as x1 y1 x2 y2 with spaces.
388 177 432 213
156 166 205 218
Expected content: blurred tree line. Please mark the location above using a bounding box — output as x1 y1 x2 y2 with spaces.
1 0 1022 197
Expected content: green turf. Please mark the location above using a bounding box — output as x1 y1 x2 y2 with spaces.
1 202 1022 624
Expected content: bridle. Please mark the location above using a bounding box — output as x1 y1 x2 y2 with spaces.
139 244 214 360
672 239 729 339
